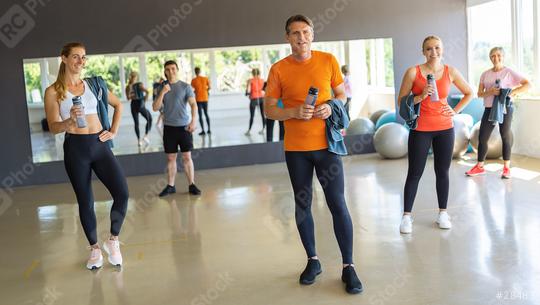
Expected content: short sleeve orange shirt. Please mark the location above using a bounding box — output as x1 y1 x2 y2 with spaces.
191 76 210 102
265 51 344 151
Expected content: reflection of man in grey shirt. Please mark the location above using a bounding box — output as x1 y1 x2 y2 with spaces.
153 60 201 196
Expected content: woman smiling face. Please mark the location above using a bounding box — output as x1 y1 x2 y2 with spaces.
489 48 504 67
422 37 443 63
62 46 87 75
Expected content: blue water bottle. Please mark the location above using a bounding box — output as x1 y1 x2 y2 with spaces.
72 96 87 128
305 86 319 106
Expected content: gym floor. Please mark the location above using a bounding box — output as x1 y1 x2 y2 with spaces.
1 154 539 305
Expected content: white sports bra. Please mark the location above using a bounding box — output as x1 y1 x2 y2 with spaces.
59 80 98 120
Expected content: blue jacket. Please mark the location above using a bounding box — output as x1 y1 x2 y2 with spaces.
325 99 349 155
489 88 512 125
85 76 113 147
399 94 420 130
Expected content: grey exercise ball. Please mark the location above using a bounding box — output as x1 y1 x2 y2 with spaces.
373 123 409 159
452 116 471 159
470 122 508 159
454 113 474 129
369 109 390 125
347 117 375 135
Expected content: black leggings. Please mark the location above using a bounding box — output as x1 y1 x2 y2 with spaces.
64 133 129 245
131 99 152 139
265 119 284 142
197 102 211 132
404 128 454 213
285 150 354 264
478 106 514 162
249 98 265 130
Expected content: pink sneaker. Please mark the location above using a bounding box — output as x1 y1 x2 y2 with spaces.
501 167 511 179
466 164 485 177
86 247 103 270
103 239 123 267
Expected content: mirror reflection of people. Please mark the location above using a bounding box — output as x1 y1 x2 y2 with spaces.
245 68 266 135
465 47 530 179
153 77 165 136
191 67 212 136
153 60 202 196
44 42 129 270
263 81 285 142
341 65 352 118
264 15 363 294
125 71 152 146
397 35 473 234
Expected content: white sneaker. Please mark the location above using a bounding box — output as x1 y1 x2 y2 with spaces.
143 135 150 145
400 215 413 234
436 211 452 229
103 239 123 267
86 247 103 270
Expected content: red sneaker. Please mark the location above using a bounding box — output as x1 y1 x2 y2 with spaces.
501 167 511 179
466 164 485 177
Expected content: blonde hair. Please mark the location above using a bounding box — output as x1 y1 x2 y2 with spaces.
489 47 505 57
422 35 443 51
52 42 85 102
127 71 138 86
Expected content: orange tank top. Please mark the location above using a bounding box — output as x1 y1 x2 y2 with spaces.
249 78 264 99
411 65 453 131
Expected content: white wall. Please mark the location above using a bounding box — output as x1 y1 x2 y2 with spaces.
512 99 540 158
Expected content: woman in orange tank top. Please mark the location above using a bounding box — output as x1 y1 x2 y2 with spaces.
396 35 473 234
245 68 266 135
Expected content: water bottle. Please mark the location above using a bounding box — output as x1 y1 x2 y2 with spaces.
426 74 439 102
304 86 319 106
72 96 87 128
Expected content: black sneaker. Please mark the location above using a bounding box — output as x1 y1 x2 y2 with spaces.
299 258 322 285
199 131 206 136
159 185 176 197
189 184 201 195
342 265 363 294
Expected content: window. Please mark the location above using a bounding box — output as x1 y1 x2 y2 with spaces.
215 48 263 92
521 0 534 82
468 0 540 94
84 55 121 97
468 0 513 87
23 61 42 103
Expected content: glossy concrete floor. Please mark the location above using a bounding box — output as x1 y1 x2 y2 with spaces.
1 154 539 305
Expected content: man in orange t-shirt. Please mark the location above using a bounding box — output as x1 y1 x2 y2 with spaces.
265 14 362 295
191 67 211 135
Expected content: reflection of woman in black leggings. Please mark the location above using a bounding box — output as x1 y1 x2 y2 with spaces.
466 47 530 179
126 71 152 146
263 82 284 142
44 42 129 270
397 36 473 234
245 68 266 135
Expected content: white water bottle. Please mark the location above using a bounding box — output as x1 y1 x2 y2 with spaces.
426 74 439 102
72 96 87 128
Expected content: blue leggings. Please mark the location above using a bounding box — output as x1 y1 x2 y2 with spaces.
285 149 354 264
